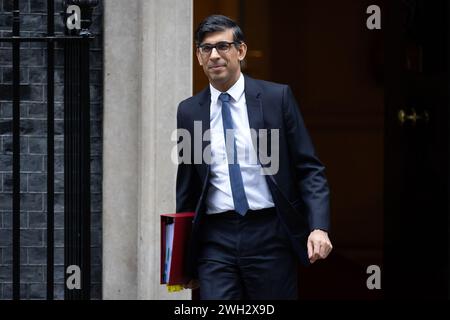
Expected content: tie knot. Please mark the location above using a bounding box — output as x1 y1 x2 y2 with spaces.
219 92 231 103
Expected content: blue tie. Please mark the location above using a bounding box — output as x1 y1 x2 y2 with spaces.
219 93 249 216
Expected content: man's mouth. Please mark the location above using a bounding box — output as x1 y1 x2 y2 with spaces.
209 65 225 70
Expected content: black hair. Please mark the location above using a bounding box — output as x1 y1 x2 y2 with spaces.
194 15 245 46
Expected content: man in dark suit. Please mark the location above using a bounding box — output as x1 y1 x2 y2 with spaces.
176 15 332 300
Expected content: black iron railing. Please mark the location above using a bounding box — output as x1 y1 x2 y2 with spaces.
0 0 98 300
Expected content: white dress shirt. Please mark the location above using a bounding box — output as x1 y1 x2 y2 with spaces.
205 73 274 214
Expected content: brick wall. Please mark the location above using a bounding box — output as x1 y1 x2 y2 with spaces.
0 0 103 299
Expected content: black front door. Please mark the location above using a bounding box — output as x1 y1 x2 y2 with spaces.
384 0 449 299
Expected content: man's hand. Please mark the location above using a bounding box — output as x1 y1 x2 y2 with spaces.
184 279 200 290
307 229 333 263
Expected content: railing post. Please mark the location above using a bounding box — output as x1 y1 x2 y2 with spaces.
63 0 98 300
47 0 55 301
12 0 21 301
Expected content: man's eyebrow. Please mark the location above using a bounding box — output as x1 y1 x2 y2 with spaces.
201 41 230 45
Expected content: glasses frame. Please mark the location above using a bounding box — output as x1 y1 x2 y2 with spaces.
197 41 242 56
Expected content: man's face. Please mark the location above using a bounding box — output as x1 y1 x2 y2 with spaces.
196 29 247 92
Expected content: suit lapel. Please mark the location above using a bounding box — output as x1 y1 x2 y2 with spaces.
244 75 265 160
197 87 211 155
194 87 211 181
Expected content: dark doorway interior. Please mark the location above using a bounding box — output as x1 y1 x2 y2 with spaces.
384 0 449 299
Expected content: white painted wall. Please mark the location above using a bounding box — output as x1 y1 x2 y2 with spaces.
103 0 193 300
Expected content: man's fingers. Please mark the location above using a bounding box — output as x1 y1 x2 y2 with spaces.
184 279 199 289
319 243 327 258
183 282 192 289
311 241 329 261
313 240 321 257
309 240 320 263
307 239 313 260
325 243 333 257
319 241 333 259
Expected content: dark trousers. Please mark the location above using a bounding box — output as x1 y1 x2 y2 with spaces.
197 207 298 300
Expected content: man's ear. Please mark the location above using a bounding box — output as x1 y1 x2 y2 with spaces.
196 49 203 66
238 42 247 61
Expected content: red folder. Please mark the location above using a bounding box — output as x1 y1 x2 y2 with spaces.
160 212 195 285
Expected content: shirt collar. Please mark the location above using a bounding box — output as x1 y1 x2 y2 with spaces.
210 73 245 104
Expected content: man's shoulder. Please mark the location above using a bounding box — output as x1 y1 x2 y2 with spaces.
179 87 209 107
249 77 287 88
244 75 289 95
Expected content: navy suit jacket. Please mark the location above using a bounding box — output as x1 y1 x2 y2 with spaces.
176 75 330 278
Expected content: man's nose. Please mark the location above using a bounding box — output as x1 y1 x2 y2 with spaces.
209 47 220 59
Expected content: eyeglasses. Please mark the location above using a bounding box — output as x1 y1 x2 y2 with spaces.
198 41 241 55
